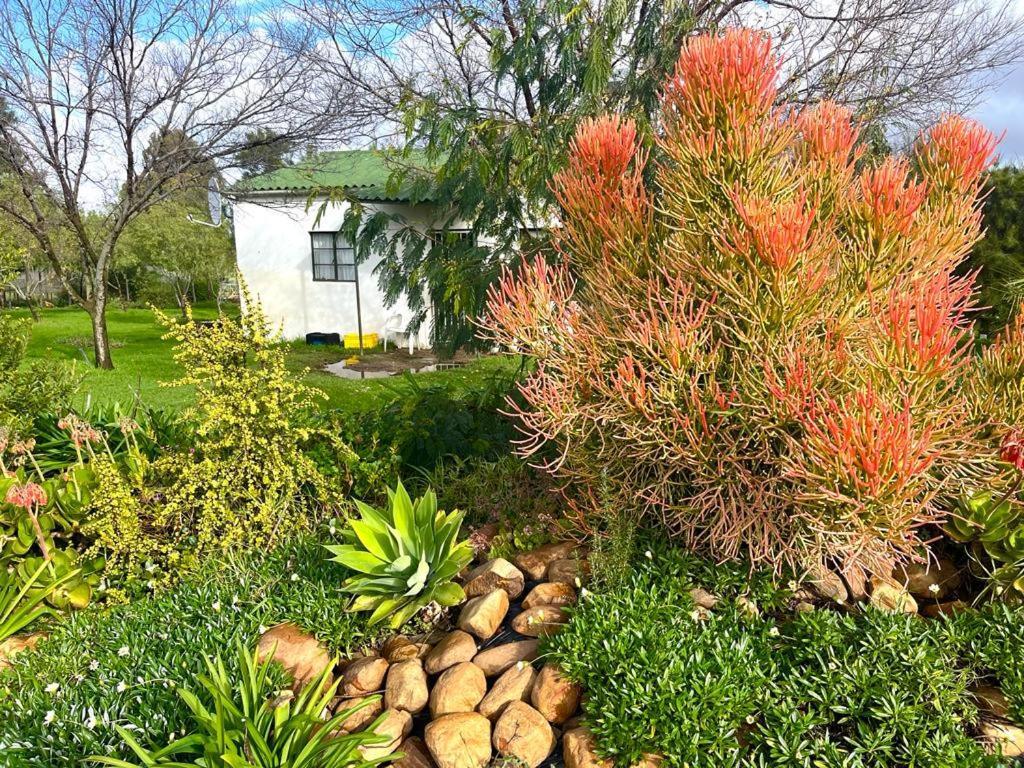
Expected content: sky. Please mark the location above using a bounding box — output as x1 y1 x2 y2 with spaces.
969 0 1024 164
37 0 1024 212
971 58 1024 164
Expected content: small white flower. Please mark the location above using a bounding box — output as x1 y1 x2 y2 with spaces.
290 573 299 582
116 682 128 693
574 577 582 588
44 682 59 694
769 626 780 637
258 625 268 635
89 660 100 672
644 550 653 559
212 601 221 612
117 646 130 657
84 715 97 730
44 710 56 724
928 583 940 594
580 587 590 599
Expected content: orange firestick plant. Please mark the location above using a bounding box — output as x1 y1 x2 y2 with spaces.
480 28 1019 580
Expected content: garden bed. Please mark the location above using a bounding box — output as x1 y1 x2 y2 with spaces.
244 536 1024 768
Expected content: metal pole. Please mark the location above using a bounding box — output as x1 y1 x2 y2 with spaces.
353 254 364 355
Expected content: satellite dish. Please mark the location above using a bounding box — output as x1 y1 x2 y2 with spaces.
207 177 222 226
187 177 224 228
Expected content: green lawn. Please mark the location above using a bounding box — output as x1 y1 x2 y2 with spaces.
8 304 514 413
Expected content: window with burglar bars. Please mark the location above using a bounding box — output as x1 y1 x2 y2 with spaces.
310 232 356 282
429 229 475 248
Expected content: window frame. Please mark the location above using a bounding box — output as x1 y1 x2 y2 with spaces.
428 228 476 248
309 231 357 283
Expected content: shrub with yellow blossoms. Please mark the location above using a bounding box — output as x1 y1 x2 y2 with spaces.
149 282 340 566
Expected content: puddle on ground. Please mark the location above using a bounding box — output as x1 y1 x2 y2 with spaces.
322 360 463 380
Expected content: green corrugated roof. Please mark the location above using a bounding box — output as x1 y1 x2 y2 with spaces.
236 149 436 202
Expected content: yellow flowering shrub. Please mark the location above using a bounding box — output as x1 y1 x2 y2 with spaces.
81 455 167 602
150 284 340 563
82 287 343 591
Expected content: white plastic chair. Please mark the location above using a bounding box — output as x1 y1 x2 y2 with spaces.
383 313 415 354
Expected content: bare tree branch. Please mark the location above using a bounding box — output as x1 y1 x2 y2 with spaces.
0 0 337 367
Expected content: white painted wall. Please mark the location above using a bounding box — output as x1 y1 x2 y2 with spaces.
233 195 432 345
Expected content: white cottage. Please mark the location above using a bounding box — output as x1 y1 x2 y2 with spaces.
232 150 445 347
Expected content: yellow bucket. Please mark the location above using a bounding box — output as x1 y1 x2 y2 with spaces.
344 333 378 349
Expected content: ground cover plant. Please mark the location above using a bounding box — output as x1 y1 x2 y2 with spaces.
547 540 1024 767
426 455 564 559
0 536 381 767
482 28 1019 581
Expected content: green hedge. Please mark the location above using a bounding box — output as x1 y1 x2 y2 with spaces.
547 543 1024 768
0 537 379 768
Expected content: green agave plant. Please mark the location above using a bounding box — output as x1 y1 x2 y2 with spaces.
327 481 473 628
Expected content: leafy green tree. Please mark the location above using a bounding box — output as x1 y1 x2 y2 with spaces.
234 128 296 178
116 198 234 316
303 0 1019 352
330 0 696 352
968 165 1024 335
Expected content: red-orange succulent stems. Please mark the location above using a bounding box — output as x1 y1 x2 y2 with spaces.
918 115 1000 196
550 114 653 285
877 269 977 378
857 157 929 238
480 257 577 356
799 387 937 500
731 189 819 274
481 27 1008 576
663 28 778 131
794 101 861 169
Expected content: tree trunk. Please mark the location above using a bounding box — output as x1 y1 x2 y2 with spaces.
89 290 114 369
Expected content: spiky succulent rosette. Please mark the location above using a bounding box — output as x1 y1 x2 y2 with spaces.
327 481 473 627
